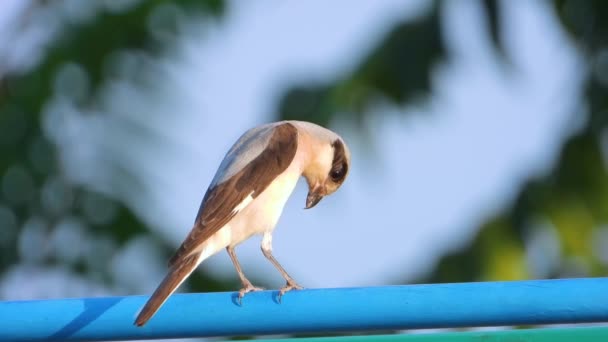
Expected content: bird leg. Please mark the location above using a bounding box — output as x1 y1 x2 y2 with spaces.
261 233 303 302
226 246 263 304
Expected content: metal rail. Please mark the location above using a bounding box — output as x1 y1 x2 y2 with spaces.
1 278 607 341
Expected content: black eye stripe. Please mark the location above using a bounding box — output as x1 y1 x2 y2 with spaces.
329 139 348 183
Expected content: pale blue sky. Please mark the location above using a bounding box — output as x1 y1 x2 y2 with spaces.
131 0 582 289
1 0 583 300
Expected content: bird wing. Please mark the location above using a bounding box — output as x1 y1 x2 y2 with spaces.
168 122 298 267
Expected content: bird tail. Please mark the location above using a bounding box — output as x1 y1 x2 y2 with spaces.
134 253 200 327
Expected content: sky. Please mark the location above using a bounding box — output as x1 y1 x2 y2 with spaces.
1 0 583 297
133 0 581 289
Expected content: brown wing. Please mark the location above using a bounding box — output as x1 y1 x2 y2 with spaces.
168 122 298 267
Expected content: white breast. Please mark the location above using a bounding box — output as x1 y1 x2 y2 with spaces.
226 162 302 247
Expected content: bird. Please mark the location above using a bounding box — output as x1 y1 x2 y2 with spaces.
134 120 351 326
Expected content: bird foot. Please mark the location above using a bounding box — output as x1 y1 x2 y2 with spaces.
237 283 264 305
277 280 303 303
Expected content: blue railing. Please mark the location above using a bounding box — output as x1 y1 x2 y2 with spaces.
0 278 607 341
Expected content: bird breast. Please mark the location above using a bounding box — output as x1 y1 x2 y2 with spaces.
227 163 302 247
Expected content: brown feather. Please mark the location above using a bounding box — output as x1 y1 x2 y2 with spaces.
134 254 199 326
168 122 298 267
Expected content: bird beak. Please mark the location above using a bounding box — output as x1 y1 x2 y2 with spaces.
305 188 324 209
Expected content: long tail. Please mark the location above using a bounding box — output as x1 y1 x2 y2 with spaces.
134 253 200 326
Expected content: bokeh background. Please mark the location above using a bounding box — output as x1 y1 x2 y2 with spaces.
1 0 607 338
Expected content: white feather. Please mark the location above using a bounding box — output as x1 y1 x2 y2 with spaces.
232 192 254 214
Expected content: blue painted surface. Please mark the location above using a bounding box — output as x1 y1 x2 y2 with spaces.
0 278 607 341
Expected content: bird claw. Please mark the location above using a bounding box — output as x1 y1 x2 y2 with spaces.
277 281 303 303
237 283 264 305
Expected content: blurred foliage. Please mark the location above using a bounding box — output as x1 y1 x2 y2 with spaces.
278 0 608 283
427 0 608 282
0 0 234 298
278 4 444 128
3 0 608 307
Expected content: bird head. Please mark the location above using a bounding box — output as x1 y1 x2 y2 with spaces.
301 128 351 209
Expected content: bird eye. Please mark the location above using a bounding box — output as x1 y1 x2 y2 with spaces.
330 167 345 182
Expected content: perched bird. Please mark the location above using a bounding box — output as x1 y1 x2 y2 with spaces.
134 120 351 326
